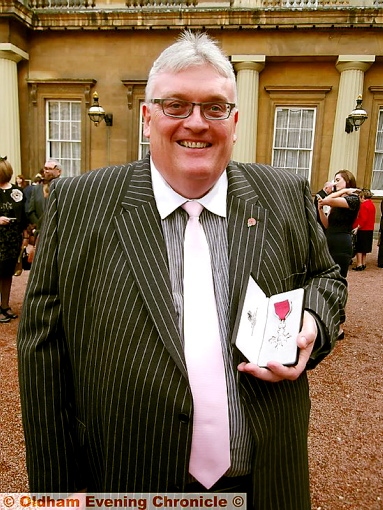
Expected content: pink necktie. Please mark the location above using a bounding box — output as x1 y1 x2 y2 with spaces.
182 201 231 489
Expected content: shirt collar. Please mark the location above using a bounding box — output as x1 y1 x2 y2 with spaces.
150 158 227 220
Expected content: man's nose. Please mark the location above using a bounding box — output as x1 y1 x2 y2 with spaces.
184 104 209 126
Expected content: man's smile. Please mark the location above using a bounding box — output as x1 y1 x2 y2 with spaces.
178 141 211 148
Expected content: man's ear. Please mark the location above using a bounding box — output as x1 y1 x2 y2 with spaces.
142 103 151 139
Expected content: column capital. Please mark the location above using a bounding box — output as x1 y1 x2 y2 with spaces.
0 43 29 63
231 55 266 74
336 55 375 74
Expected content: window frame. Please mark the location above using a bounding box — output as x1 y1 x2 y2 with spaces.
371 108 383 194
27 79 96 177
45 99 82 177
272 106 316 181
367 87 383 197
265 85 331 191
122 80 147 163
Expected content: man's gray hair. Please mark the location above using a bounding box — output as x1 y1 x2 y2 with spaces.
46 159 63 172
145 31 237 102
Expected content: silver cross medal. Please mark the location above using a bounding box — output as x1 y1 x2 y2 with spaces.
269 299 292 349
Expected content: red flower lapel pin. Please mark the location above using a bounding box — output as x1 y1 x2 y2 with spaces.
247 218 256 228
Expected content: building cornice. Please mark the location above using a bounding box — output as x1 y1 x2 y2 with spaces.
1 2 383 30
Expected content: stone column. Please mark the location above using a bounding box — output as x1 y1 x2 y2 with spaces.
328 55 375 181
0 43 29 175
231 56 265 163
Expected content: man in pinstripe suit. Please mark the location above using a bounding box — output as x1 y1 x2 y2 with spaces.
18 32 347 509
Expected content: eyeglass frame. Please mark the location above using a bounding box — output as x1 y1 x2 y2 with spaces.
150 98 236 120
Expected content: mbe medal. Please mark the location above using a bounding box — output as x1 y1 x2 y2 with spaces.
269 299 292 349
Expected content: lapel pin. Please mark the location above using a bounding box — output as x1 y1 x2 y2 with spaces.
247 218 256 227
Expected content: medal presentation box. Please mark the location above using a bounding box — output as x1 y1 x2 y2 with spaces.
233 275 305 368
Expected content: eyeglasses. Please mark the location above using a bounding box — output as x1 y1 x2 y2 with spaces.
150 98 236 120
0 156 7 161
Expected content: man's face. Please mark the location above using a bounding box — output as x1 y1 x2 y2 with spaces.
143 64 238 199
44 162 61 182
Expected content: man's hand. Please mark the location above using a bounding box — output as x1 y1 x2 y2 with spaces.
237 310 317 383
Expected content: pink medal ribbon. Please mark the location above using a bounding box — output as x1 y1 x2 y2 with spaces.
274 299 291 322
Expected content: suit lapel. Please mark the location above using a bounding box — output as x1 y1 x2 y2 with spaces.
113 159 188 379
226 163 268 337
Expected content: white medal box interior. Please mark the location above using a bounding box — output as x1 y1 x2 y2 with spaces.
233 275 305 367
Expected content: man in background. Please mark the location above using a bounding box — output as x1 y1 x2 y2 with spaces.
28 159 61 237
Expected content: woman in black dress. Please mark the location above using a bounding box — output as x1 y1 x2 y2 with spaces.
317 170 360 339
317 169 360 278
0 156 29 323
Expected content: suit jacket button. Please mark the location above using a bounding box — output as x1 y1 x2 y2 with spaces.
178 413 189 423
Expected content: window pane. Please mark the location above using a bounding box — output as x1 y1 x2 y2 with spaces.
49 102 59 120
287 129 300 148
71 102 81 120
276 109 288 129
61 122 71 140
72 142 81 159
289 110 301 129
72 122 81 140
60 103 71 121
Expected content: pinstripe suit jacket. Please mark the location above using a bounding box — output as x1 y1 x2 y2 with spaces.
18 155 346 509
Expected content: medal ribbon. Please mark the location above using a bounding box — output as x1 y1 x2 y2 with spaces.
274 300 291 321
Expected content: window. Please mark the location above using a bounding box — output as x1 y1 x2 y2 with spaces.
372 109 383 193
139 100 150 159
46 100 81 177
272 107 316 181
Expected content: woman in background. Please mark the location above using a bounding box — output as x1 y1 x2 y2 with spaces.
317 170 360 340
317 170 360 278
16 174 27 189
352 189 376 271
318 170 360 340
0 157 29 323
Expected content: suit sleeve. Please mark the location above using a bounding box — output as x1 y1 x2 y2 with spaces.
17 182 86 492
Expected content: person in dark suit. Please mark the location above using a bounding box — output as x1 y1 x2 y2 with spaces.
23 172 42 215
27 159 62 237
17 32 346 510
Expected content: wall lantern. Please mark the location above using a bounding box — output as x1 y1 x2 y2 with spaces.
345 95 368 133
88 92 113 127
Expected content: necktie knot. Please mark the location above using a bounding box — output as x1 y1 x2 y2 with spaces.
182 201 203 219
